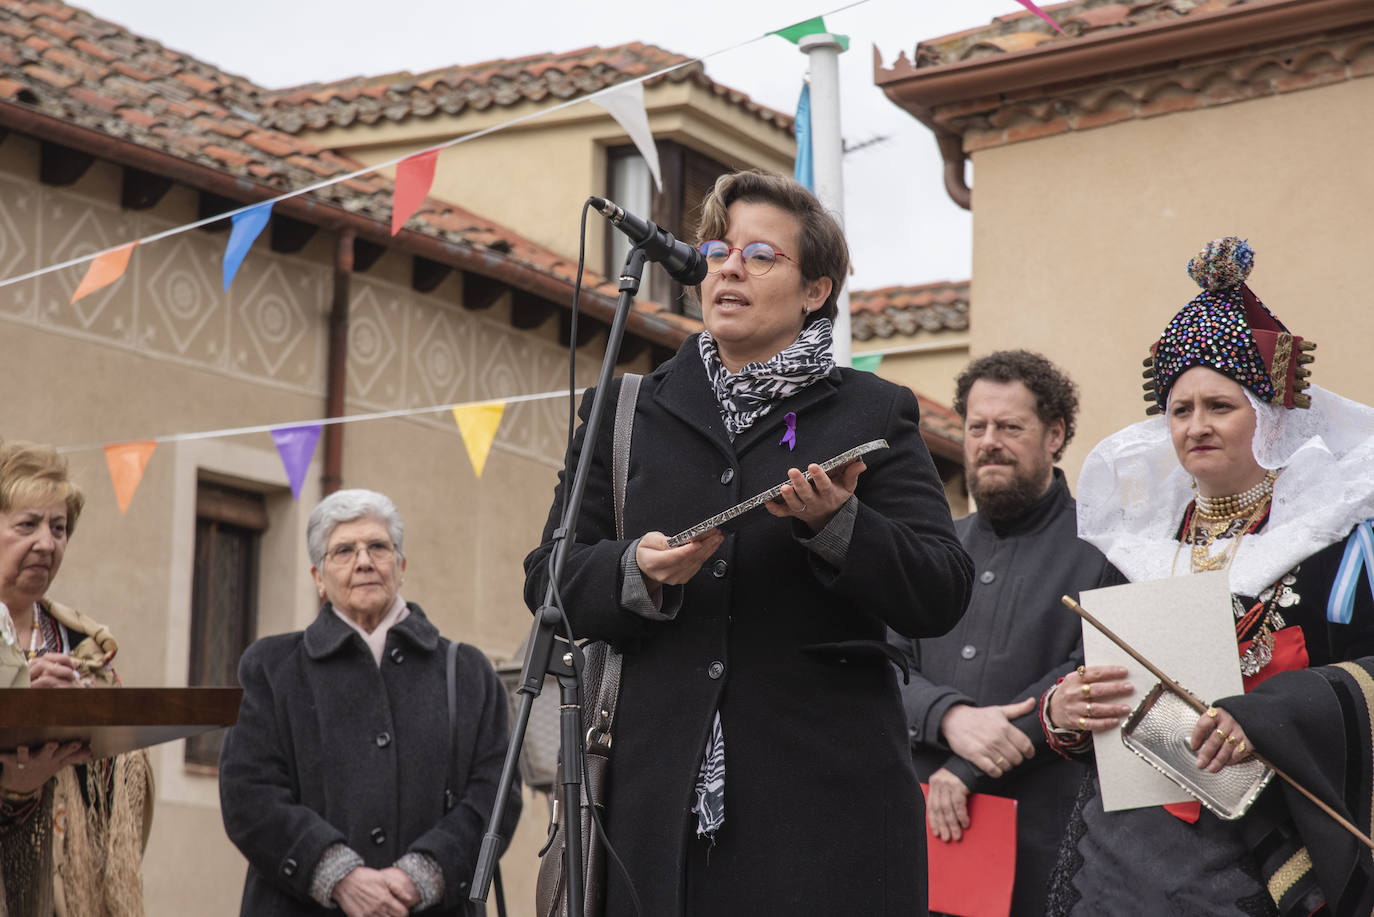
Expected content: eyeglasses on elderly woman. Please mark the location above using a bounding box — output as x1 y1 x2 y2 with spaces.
697 240 796 276
324 540 396 566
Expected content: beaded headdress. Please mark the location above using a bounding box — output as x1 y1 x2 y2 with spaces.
1142 237 1315 415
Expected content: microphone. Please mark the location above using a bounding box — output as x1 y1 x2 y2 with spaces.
589 197 708 285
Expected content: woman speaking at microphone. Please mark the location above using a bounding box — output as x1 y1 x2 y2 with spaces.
525 170 972 916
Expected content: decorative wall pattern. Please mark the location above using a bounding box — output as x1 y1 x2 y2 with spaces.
0 155 581 469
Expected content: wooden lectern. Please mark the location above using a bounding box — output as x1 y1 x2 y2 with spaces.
0 687 243 759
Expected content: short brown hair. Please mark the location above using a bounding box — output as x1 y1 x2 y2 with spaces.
953 350 1079 461
693 170 849 323
0 441 85 534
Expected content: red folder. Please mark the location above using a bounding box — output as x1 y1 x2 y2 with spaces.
921 783 1017 917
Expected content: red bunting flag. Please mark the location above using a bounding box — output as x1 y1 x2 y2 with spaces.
103 441 157 515
1014 0 1066 34
71 243 137 304
392 150 440 236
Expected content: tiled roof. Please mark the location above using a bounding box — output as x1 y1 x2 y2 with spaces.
0 1 705 342
913 390 964 456
850 280 969 341
911 0 1254 70
261 43 794 135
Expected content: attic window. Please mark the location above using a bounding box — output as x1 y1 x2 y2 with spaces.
606 141 730 319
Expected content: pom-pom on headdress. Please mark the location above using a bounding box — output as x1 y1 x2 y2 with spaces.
1142 237 1315 415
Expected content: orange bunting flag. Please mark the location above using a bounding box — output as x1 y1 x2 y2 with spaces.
392 150 440 236
103 441 156 515
452 402 506 477
71 243 137 304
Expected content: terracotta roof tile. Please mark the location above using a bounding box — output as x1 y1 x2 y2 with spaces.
849 280 970 341
0 0 694 332
911 0 1255 71
912 391 964 451
260 41 793 135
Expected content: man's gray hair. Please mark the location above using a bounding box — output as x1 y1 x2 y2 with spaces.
306 489 405 567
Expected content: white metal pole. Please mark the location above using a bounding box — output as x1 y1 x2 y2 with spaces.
798 32 849 367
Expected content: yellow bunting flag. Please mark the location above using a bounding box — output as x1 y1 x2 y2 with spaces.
452 403 506 477
71 243 137 304
103 441 156 514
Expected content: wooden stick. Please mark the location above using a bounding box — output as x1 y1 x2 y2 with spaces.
1061 595 1374 852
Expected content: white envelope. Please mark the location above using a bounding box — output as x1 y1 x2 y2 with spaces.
1078 571 1241 811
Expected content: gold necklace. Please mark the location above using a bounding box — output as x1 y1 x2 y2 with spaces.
1187 493 1272 574
1194 470 1278 522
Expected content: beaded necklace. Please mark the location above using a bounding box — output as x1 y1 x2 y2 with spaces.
1194 469 1277 521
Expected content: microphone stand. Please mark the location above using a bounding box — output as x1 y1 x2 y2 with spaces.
471 246 650 917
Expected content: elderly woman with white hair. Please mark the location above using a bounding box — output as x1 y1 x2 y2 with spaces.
219 489 520 917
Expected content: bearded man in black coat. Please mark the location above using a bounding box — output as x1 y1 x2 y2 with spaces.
896 351 1122 916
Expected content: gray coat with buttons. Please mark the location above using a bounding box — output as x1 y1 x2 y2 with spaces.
896 470 1122 915
219 603 520 916
525 335 972 917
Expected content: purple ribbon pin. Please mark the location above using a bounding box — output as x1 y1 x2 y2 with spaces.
779 412 797 451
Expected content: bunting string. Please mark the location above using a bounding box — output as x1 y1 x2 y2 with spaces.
56 386 587 455
0 0 885 295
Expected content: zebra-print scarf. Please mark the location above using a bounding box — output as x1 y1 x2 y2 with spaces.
697 318 835 436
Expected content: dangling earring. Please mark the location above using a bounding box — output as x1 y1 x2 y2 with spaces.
1190 478 1197 491
801 304 809 316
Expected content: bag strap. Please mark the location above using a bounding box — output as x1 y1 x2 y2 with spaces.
444 640 459 812
594 373 641 731
611 373 642 542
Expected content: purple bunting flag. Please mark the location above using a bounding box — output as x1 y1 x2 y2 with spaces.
271 423 322 500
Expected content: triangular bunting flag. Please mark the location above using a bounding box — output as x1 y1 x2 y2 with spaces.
852 353 883 373
1014 0 1066 34
452 402 506 478
270 424 323 500
103 441 156 515
590 82 661 192
772 16 849 51
794 84 814 191
392 150 440 236
71 242 137 304
222 202 273 291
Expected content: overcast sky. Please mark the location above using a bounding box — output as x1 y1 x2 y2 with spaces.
84 0 1025 290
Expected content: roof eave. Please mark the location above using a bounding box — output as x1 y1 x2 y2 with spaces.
0 99 692 351
876 0 1373 114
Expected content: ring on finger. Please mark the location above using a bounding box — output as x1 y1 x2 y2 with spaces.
1080 683 1091 699
1078 716 1087 729
1225 734 1240 747
995 755 1007 766
1236 741 1247 755
1085 700 1093 716
1076 665 1086 677
1215 727 1229 740
1205 706 1218 719
799 502 807 512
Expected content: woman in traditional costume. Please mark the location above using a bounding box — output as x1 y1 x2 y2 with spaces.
1040 238 1374 916
0 441 153 917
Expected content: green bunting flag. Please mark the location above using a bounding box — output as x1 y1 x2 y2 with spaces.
852 353 883 373
772 16 850 52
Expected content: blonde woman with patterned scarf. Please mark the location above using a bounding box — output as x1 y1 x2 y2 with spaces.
0 441 153 917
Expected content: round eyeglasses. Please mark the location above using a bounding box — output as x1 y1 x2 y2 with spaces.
697 240 794 277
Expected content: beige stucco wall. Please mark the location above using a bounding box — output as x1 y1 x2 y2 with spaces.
0 132 616 914
967 76 1374 488
852 337 969 404
302 80 795 270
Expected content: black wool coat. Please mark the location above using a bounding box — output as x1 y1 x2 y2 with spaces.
219 603 521 916
524 337 973 917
